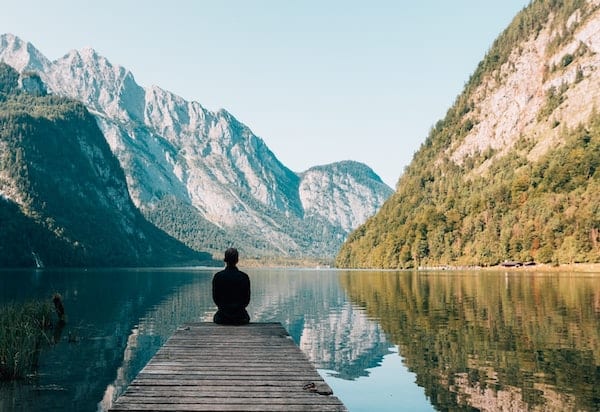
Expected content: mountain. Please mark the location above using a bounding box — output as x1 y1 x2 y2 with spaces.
0 63 212 267
337 0 600 268
0 33 393 261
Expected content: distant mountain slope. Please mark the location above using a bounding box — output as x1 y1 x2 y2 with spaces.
300 161 391 232
0 63 212 267
337 0 600 268
0 34 393 260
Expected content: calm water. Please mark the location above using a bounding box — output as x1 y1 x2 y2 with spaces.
1 268 599 411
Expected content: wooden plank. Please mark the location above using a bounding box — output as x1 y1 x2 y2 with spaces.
123 389 332 397
113 396 345 405
127 379 330 388
141 366 320 372
109 322 347 412
110 404 345 411
123 387 333 397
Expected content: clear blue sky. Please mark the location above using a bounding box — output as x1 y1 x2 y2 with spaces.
1 1 530 187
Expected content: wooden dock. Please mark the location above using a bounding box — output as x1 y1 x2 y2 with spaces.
109 322 347 411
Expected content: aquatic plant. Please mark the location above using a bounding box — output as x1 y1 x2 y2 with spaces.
0 300 52 380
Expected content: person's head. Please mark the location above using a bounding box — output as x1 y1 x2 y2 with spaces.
224 248 239 266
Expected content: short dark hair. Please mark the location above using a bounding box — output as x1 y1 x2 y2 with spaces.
224 248 239 264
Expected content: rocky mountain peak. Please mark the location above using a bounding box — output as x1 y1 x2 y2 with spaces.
300 161 391 233
47 46 145 122
0 33 50 73
0 33 392 260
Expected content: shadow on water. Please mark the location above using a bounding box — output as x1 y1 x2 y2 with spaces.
339 270 600 412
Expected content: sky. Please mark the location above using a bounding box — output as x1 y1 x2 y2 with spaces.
0 1 530 188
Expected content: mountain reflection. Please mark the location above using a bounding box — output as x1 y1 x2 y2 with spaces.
248 270 392 379
0 268 205 412
98 269 393 409
9 269 596 411
339 270 600 412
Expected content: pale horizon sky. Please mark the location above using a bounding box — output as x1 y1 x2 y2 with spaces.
1 1 530 187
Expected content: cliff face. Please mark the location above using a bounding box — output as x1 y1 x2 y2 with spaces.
0 63 210 267
450 0 600 167
0 33 393 260
337 0 600 268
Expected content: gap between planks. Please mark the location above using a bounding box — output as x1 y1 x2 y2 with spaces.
109 322 347 412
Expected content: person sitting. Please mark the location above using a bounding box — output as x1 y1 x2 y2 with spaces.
212 248 251 325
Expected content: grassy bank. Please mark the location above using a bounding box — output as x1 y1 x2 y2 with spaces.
0 300 52 380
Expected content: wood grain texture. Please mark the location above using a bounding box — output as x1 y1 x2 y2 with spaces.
109 322 347 412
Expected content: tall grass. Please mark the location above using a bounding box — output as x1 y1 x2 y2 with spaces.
0 300 52 380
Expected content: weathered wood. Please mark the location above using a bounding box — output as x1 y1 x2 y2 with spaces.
123 388 334 397
109 322 347 412
113 396 344 405
110 405 345 411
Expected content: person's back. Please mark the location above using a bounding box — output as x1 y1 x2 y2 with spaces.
212 248 251 325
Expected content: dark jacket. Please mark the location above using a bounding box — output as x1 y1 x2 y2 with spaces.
212 266 251 325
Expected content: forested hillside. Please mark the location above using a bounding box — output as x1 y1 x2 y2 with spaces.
337 0 600 268
0 63 212 267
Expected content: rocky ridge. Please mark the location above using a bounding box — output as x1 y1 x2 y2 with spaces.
452 1 600 169
0 63 210 267
0 33 393 259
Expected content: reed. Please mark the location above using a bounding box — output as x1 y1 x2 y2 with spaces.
0 300 52 380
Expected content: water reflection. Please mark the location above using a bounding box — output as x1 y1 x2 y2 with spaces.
97 278 217 410
0 268 392 411
248 270 391 379
0 268 207 411
339 270 600 412
3 268 597 411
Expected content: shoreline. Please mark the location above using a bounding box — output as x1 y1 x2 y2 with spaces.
491 262 600 273
419 262 600 273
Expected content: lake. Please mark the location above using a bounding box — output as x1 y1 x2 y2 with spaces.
1 268 599 411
